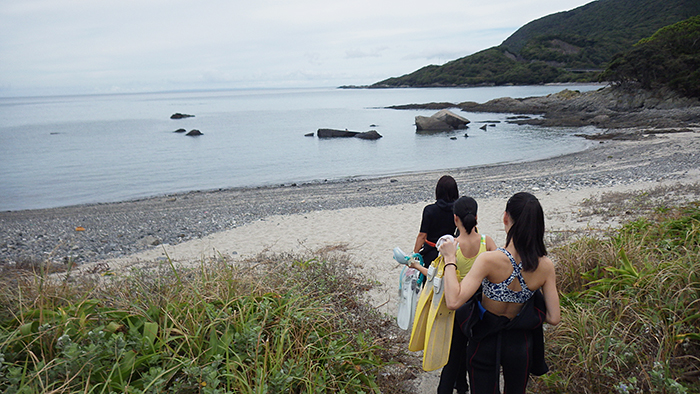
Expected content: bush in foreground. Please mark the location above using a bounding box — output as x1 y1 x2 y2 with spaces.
539 203 700 393
0 249 402 393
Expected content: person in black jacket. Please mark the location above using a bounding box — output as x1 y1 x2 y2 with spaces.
413 175 459 269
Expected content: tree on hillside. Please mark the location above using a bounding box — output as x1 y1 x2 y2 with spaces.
370 0 700 88
601 15 700 97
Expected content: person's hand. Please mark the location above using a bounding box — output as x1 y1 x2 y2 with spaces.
409 260 420 270
438 237 458 259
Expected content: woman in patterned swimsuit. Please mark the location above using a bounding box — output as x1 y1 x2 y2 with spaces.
439 192 561 394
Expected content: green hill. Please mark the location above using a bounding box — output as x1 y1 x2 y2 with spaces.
371 0 700 87
601 15 700 97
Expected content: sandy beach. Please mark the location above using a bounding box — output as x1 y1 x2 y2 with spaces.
3 130 700 391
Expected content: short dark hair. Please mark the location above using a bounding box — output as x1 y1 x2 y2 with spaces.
435 175 458 202
453 196 478 234
505 192 547 271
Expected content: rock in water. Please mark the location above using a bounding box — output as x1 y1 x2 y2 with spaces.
355 130 382 140
318 128 358 138
415 109 470 131
171 113 194 119
317 129 382 139
186 129 203 136
415 116 452 131
432 109 470 129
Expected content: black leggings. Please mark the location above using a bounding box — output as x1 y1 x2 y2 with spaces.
466 326 533 394
437 319 468 394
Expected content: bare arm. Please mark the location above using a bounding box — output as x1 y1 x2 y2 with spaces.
409 260 428 276
414 232 427 254
485 235 497 251
541 259 561 325
440 238 488 309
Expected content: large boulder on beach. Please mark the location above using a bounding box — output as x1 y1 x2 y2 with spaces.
317 128 382 140
415 109 470 131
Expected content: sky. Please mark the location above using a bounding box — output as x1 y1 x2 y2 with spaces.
0 0 594 97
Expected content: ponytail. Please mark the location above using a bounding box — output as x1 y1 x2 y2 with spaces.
453 196 478 235
505 192 546 271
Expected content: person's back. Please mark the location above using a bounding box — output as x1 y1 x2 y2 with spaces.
478 248 556 320
439 196 496 394
440 192 560 394
413 175 459 267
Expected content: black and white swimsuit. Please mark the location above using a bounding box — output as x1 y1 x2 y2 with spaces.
481 248 534 303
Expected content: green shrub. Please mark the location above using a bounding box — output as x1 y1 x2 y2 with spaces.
0 254 389 393
539 203 700 393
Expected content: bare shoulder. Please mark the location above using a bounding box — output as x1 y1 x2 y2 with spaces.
538 256 556 274
484 235 497 250
481 249 503 259
475 249 507 266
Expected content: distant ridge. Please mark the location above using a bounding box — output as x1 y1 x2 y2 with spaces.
370 0 700 88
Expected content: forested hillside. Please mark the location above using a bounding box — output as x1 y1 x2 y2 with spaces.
370 0 700 87
601 15 700 97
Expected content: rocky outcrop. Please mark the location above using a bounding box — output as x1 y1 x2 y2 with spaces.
185 129 203 136
171 113 195 119
460 86 700 129
174 128 187 133
415 109 470 131
317 129 382 140
393 86 700 130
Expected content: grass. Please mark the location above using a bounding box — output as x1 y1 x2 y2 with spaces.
3 185 700 393
536 201 700 393
0 247 413 393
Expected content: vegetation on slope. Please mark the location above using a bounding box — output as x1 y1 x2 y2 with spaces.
536 197 700 393
601 15 700 98
1 191 700 393
370 0 700 88
0 251 406 393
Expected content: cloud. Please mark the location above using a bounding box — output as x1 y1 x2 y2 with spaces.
0 0 594 96
345 47 388 59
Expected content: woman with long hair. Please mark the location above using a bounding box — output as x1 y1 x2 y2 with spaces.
439 192 560 394
410 196 496 394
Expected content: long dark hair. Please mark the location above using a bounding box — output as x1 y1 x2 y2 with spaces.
505 192 546 272
435 175 459 203
453 196 478 234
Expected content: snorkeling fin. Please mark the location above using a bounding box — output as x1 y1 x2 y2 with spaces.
408 261 437 351
396 267 421 330
421 257 457 371
393 248 425 330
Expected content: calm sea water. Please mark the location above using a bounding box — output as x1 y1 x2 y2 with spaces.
0 85 601 211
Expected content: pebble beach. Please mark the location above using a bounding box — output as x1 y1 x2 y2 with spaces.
2 131 700 268
3 129 700 392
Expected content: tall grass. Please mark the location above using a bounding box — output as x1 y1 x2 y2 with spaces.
537 203 700 393
0 250 398 393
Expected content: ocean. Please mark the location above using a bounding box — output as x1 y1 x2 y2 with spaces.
0 85 602 211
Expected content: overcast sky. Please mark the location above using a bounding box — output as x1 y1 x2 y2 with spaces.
0 0 594 97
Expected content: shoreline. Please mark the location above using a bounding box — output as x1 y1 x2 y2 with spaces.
2 130 700 268
4 130 700 393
